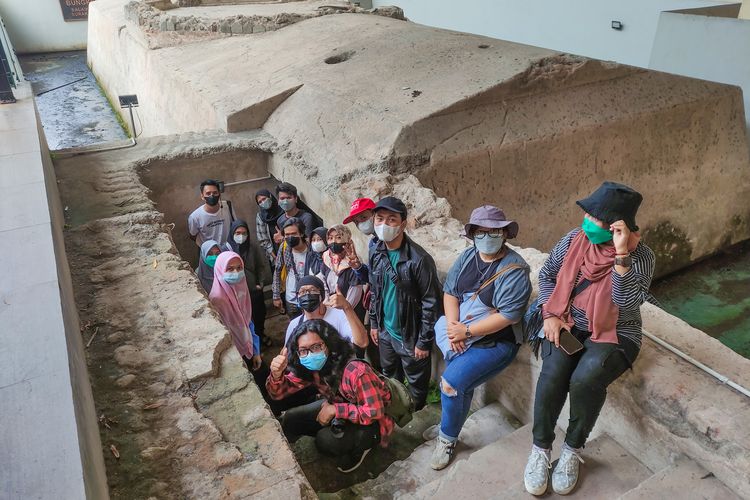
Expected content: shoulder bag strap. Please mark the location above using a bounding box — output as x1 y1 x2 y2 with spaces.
468 263 525 302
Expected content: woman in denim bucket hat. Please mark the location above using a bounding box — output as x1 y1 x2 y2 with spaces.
430 205 532 470
523 181 656 496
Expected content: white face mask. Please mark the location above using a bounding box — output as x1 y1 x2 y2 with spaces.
374 223 402 243
233 234 248 245
357 219 375 236
311 241 327 253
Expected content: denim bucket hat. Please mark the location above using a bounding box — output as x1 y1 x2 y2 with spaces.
463 205 519 239
576 181 642 232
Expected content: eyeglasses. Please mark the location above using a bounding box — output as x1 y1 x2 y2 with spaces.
298 342 326 358
473 229 503 239
297 290 321 298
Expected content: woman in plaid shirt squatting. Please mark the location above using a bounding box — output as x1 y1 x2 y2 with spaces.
267 319 393 473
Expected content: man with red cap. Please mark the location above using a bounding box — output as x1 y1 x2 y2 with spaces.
343 197 379 281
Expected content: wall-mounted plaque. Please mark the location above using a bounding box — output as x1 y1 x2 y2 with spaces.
59 0 95 22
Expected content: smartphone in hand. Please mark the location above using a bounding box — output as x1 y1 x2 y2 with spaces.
559 328 584 355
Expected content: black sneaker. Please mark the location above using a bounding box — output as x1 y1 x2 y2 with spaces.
336 448 372 473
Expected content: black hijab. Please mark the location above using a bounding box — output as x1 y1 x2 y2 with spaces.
256 188 283 224
227 219 251 256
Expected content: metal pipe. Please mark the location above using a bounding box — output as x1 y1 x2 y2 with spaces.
223 175 272 188
642 329 750 399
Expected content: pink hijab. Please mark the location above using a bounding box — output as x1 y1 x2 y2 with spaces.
209 251 254 358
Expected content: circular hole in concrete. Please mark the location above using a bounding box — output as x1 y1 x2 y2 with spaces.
478 44 490 49
324 50 356 64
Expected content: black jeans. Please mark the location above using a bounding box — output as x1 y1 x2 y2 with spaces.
378 330 431 410
243 357 318 416
532 328 638 449
250 289 267 338
281 399 380 457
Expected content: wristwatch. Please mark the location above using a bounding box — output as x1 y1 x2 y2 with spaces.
614 254 633 268
465 324 472 338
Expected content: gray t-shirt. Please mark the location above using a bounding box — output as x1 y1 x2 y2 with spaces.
188 200 232 246
285 250 307 304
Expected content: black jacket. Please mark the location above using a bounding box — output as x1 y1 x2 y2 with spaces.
368 234 442 352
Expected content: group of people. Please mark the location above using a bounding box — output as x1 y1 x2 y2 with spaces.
187 177 655 495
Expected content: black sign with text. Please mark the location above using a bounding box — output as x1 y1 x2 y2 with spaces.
59 0 95 22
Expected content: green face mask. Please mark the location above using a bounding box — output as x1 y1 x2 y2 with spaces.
582 217 613 244
204 254 218 268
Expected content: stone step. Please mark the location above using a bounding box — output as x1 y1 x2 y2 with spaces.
617 456 742 500
413 425 652 499
337 402 522 500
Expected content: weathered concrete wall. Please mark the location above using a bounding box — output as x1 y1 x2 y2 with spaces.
139 150 276 266
90 3 750 274
409 61 750 275
0 83 108 499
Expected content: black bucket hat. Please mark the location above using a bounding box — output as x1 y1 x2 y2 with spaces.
576 181 642 231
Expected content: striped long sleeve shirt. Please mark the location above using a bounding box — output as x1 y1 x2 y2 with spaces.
537 228 656 349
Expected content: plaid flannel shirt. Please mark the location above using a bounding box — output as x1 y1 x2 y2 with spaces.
267 360 394 445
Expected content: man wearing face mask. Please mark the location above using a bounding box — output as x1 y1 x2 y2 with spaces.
272 218 321 318
342 197 379 282
275 182 316 240
284 276 368 349
368 196 442 410
188 179 235 247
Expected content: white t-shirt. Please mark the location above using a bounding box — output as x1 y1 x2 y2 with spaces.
188 200 232 246
285 250 308 305
285 307 354 345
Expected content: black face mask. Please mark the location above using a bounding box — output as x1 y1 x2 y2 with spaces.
329 242 346 255
286 236 301 248
298 293 322 313
204 195 219 206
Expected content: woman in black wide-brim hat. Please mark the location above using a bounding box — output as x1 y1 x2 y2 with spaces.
523 181 656 496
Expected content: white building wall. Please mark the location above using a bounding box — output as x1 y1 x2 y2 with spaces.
0 0 88 53
373 0 732 67
650 11 750 129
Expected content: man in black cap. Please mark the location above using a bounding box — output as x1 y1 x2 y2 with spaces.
283 275 368 349
368 196 442 410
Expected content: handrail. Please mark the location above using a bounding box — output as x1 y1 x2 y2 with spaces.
642 328 750 399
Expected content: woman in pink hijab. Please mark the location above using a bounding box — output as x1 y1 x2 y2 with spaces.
209 251 261 370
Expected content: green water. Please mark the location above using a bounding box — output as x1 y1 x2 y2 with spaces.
651 240 750 359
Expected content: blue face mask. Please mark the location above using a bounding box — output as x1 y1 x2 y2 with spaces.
299 351 328 371
223 271 244 285
474 235 505 255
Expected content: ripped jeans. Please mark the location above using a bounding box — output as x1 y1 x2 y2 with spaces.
532 328 639 449
439 340 520 441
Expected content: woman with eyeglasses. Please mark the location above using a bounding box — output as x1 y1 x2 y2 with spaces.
267 319 393 473
430 205 532 471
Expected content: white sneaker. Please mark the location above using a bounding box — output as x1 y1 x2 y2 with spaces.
524 446 551 496
552 445 584 495
430 436 456 470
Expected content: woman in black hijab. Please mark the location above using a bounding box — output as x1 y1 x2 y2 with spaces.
255 189 284 266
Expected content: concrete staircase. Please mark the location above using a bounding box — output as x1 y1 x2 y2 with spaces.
332 401 742 500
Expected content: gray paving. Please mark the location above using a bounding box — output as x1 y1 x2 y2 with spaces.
0 82 109 499
19 51 128 150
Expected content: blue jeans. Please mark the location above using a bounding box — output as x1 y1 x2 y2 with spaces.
439 341 520 441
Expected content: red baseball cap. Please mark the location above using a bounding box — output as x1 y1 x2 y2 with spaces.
343 197 376 224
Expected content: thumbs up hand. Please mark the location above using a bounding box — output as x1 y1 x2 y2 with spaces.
326 285 352 312
270 347 289 380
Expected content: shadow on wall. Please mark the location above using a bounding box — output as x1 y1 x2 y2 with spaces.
138 150 277 267
137 150 326 268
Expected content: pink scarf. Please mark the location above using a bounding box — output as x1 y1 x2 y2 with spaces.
543 230 639 344
209 251 254 358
